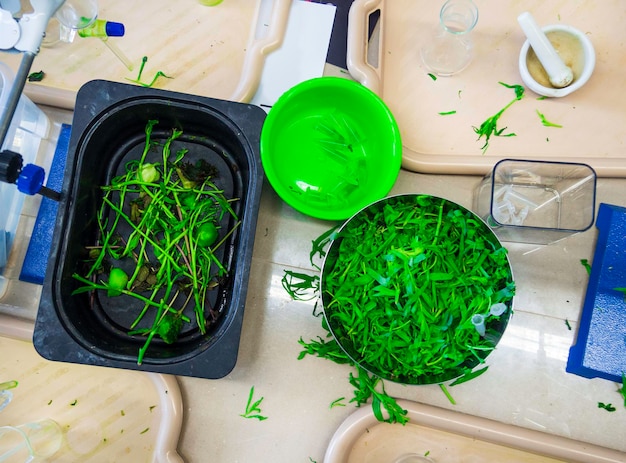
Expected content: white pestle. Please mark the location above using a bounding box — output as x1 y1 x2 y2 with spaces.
517 12 574 88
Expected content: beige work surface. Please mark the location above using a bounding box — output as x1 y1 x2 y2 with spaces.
0 316 183 463
348 0 626 176
1 0 290 108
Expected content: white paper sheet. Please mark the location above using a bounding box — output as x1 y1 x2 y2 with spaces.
250 0 336 111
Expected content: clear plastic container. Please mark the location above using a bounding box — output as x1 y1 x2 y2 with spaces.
474 159 597 244
0 61 50 281
0 419 63 462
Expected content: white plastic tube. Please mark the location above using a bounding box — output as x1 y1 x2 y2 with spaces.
471 314 486 337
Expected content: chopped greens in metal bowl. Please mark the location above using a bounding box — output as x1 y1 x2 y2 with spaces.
321 194 515 385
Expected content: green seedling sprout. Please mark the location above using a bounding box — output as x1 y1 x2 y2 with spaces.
127 56 172 88
240 386 268 421
72 120 238 364
473 82 525 153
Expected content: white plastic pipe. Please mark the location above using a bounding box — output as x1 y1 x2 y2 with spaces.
518 12 573 88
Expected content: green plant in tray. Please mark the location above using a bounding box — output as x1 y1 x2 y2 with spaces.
72 120 239 364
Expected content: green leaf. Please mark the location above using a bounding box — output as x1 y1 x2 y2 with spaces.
240 386 268 421
330 397 346 408
449 366 489 386
598 402 616 412
536 110 563 128
439 383 456 405
580 259 592 275
473 82 525 153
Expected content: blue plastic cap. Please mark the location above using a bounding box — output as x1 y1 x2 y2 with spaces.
16 164 45 196
105 21 125 37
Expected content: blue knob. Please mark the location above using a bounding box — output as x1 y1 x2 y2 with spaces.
16 163 45 195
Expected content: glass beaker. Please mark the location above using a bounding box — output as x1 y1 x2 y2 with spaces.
54 0 99 43
0 391 12 413
0 419 63 462
420 0 479 76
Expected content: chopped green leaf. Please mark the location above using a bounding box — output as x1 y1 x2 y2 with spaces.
70 400 78 406
240 386 268 421
439 384 456 405
349 367 409 424
281 271 319 301
619 373 626 408
473 82 524 153
449 366 489 386
598 402 616 412
310 226 338 269
27 70 45 82
330 397 346 408
565 319 572 330
439 110 457 116
580 259 592 275
140 427 150 434
536 110 563 128
428 73 437 81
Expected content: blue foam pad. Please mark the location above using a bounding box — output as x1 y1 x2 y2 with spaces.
566 203 626 383
19 124 71 285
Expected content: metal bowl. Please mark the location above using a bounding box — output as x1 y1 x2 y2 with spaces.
321 194 515 385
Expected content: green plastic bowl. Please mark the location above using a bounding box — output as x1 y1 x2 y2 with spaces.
260 77 402 221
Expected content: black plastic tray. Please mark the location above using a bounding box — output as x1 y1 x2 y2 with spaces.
34 80 265 379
